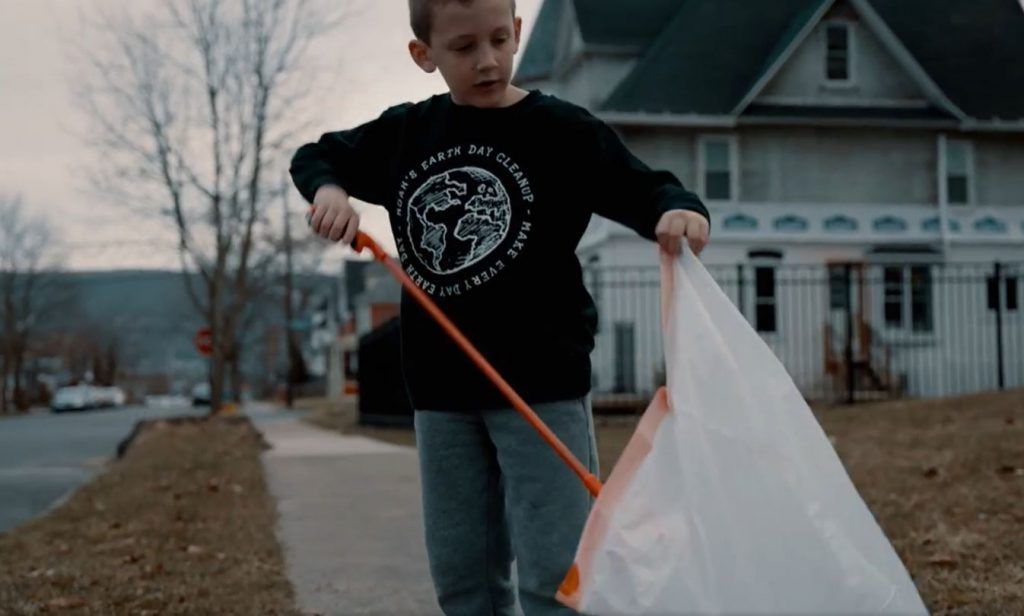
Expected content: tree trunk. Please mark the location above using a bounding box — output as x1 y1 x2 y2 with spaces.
12 348 25 412
0 354 9 415
229 355 242 404
209 351 226 416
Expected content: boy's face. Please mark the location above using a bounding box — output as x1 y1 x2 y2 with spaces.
409 0 522 108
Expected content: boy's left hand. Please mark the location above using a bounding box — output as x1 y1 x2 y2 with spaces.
656 210 710 256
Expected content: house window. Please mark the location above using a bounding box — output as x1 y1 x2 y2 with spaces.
883 267 903 327
825 23 852 82
828 265 849 310
613 322 636 393
755 266 777 333
943 138 973 205
987 275 1020 312
883 266 934 333
699 136 736 201
749 250 781 333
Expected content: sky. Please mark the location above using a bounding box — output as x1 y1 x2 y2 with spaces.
0 0 543 271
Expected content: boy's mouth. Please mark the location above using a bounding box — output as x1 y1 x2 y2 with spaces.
474 79 501 90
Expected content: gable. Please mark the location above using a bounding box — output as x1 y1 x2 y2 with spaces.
755 2 930 106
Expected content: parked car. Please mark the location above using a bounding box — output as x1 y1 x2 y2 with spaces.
191 382 244 406
93 386 127 408
191 382 210 406
51 385 127 413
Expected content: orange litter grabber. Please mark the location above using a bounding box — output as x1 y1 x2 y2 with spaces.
350 229 603 497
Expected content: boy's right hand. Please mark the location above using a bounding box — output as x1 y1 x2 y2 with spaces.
309 184 360 245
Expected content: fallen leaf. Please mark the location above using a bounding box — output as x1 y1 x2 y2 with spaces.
997 465 1017 475
230 483 244 494
47 596 87 609
143 562 166 575
927 555 958 568
186 544 204 555
922 467 939 478
1006 417 1016 425
206 478 220 493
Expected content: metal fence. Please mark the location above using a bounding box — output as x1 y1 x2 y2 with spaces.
585 260 1024 408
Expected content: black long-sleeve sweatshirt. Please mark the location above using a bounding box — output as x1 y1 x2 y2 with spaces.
290 90 709 411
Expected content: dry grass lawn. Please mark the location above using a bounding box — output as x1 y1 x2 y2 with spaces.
305 388 1024 615
0 415 298 616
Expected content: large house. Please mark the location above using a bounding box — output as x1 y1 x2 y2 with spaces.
515 0 1024 403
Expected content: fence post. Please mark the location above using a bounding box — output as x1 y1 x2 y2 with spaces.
995 261 1006 390
844 263 855 404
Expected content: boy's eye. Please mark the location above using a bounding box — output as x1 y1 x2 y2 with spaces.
455 43 474 52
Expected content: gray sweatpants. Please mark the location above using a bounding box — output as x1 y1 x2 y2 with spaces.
414 396 599 616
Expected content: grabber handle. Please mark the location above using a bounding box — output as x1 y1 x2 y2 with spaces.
352 230 602 497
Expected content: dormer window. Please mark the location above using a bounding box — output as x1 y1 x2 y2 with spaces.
825 22 853 83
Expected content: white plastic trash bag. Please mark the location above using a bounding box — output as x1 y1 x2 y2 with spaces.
557 247 928 615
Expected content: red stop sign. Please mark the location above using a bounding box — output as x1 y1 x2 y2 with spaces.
194 327 214 356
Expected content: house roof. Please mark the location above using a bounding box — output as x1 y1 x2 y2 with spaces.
869 0 1024 121
514 0 562 82
601 0 819 115
570 0 686 47
518 0 1024 122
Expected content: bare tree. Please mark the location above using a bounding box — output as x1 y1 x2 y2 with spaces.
75 0 341 412
0 195 65 414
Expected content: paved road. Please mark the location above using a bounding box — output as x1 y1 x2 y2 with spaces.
0 403 207 534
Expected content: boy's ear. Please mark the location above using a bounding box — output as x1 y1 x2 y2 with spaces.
408 39 436 73
513 16 522 51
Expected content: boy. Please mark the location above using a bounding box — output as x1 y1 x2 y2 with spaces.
290 0 710 613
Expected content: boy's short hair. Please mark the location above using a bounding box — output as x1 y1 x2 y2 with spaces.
408 0 517 43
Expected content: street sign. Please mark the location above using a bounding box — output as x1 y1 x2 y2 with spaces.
194 327 214 356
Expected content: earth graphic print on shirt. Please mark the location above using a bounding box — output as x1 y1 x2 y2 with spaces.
394 145 535 299
408 167 509 274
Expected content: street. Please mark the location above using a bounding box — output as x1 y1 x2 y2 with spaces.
0 403 207 534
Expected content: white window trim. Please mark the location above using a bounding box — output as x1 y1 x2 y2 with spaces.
938 135 975 206
696 134 740 203
823 20 856 87
880 265 936 342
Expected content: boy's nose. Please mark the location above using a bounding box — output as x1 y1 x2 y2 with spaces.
475 48 499 71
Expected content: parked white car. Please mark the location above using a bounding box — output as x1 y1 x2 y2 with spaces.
51 385 126 412
93 386 127 408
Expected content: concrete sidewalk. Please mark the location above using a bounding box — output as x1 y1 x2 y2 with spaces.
252 409 439 616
